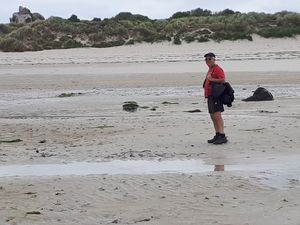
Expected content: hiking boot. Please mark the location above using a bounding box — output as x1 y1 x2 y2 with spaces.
213 136 228 145
207 135 218 143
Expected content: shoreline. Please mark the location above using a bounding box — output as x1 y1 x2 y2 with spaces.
0 71 300 91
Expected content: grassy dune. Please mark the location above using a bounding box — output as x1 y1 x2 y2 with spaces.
0 9 300 52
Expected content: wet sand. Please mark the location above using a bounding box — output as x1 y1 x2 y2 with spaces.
0 36 300 225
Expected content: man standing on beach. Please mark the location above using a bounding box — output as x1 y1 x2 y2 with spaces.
203 52 227 144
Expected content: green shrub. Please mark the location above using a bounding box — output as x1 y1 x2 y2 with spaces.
92 17 101 22
133 14 151 22
133 22 155 37
0 37 27 52
257 27 300 38
125 39 135 45
215 9 238 16
63 39 83 49
210 32 252 42
197 36 210 42
92 40 125 48
43 41 63 50
191 8 212 17
60 35 71 42
114 26 128 37
165 36 172 42
281 13 300 26
30 42 44 51
133 37 143 43
143 35 156 43
114 12 135 21
118 20 134 29
142 33 169 43
0 24 10 34
184 35 195 43
68 15 80 22
114 12 150 22
170 11 191 19
88 32 105 42
8 26 34 40
173 35 181 45
153 19 168 32
168 19 186 32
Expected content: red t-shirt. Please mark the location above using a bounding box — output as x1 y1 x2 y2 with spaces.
204 64 225 98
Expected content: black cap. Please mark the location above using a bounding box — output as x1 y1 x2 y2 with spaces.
204 52 216 58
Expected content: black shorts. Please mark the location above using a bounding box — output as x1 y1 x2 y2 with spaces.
207 96 224 114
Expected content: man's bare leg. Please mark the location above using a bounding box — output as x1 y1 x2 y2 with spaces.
209 112 227 144
210 112 224 134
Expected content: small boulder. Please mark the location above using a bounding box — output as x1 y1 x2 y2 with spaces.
184 109 202 113
242 87 274 102
123 101 139 112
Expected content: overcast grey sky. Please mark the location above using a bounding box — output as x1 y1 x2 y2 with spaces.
1 0 300 23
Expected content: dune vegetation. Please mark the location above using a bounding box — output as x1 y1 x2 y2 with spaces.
0 8 300 52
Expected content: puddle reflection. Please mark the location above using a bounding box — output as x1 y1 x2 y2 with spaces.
0 160 295 178
0 159 299 189
214 165 225 171
0 159 215 177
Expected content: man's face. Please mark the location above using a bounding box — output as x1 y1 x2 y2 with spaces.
205 57 215 67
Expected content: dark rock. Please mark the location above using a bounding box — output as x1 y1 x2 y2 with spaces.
258 110 278 113
122 101 139 112
0 139 22 143
162 101 179 105
242 87 274 102
24 192 37 195
135 218 151 223
32 12 45 21
150 106 158 111
184 109 202 113
57 92 82 97
26 211 42 215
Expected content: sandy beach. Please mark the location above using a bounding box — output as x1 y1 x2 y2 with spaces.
0 36 300 225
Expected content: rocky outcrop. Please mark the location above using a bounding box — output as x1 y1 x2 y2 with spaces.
242 87 274 101
10 12 32 23
32 12 45 21
18 6 31 15
10 6 45 23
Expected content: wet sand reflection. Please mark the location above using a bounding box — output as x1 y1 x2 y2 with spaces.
214 165 225 171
